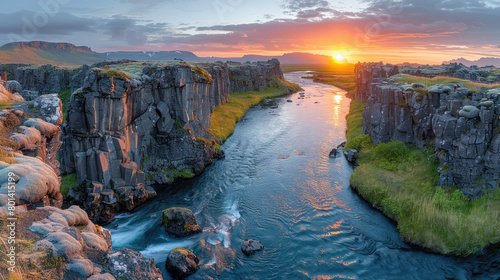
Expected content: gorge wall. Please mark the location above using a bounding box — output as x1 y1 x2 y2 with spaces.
229 58 286 92
60 62 230 223
356 62 500 195
1 59 290 224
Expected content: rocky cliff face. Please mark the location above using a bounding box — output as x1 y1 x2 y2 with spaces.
356 63 500 195
0 64 89 100
354 62 399 102
229 59 286 92
61 62 230 223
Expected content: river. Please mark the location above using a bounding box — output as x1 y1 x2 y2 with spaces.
107 72 500 280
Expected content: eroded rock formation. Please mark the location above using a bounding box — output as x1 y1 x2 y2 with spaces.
229 58 286 92
356 62 500 195
61 63 230 223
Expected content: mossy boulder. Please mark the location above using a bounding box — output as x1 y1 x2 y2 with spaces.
162 207 202 237
165 248 200 278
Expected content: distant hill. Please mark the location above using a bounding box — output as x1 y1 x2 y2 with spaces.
444 57 500 67
106 51 334 64
0 41 108 66
104 50 200 62
0 41 335 66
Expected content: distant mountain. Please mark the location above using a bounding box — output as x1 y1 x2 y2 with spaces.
223 52 334 64
105 50 200 62
444 57 500 67
0 41 108 66
105 51 334 64
0 41 335 66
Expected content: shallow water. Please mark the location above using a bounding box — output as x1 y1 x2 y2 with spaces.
107 72 500 280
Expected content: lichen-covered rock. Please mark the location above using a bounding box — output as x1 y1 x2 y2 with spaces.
0 155 61 212
241 239 264 256
33 94 63 126
165 248 200 279
6 80 22 93
458 105 480 119
162 207 202 237
105 248 163 280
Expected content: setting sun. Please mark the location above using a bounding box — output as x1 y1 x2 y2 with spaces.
334 53 345 62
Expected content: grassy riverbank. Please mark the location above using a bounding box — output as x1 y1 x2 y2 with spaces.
309 66 500 256
210 77 301 142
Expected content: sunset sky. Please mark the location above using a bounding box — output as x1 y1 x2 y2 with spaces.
1 0 499 64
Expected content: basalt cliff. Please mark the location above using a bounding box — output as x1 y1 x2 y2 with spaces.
0 58 291 279
0 59 288 224
356 62 500 196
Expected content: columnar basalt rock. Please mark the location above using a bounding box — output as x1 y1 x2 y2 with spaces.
61 62 231 223
229 59 286 92
356 62 500 194
354 62 399 102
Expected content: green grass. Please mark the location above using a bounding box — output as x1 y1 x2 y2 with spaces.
58 88 71 123
164 168 196 179
210 79 300 142
190 65 213 83
60 173 78 197
314 70 500 256
111 63 146 79
345 98 500 256
393 74 500 90
96 67 132 80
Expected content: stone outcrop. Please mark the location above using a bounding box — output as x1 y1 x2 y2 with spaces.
0 63 91 101
354 62 399 102
61 62 230 224
0 205 163 280
0 94 64 175
356 62 500 194
229 59 286 92
400 63 500 84
0 154 62 215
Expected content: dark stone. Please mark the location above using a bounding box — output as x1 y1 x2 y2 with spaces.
241 239 264 256
162 207 202 237
165 248 199 279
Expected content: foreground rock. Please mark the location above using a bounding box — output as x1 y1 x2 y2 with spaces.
105 248 163 280
0 154 62 214
241 239 264 256
0 205 163 280
162 207 202 237
165 248 199 279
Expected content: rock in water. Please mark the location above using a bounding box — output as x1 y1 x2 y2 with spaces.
329 148 337 158
241 239 264 256
345 149 359 164
165 248 200 278
162 207 202 237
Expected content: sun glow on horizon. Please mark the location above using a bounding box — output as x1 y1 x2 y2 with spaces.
334 53 345 62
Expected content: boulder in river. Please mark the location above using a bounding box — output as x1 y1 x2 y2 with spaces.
241 239 264 256
162 207 202 237
165 248 200 279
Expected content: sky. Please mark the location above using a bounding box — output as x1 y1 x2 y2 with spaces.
1 0 500 64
